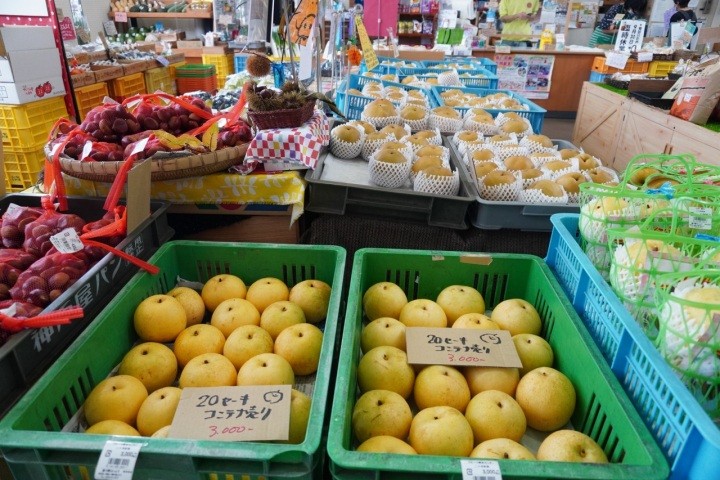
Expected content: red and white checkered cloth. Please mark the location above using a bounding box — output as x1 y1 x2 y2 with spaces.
239 109 330 174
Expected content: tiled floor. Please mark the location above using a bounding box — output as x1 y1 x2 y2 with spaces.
541 118 575 142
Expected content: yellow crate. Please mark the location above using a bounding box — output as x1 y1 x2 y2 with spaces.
0 97 68 149
648 60 678 78
3 144 45 192
591 56 649 74
108 72 147 102
73 82 109 121
201 53 233 88
144 67 174 94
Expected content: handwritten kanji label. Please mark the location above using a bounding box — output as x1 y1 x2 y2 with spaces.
354 16 378 72
406 328 522 367
94 441 142 480
114 11 128 23
461 460 502 480
50 228 83 253
168 385 292 441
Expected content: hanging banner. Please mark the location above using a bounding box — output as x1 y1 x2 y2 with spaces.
59 16 76 41
494 54 554 100
355 16 379 72
289 0 318 46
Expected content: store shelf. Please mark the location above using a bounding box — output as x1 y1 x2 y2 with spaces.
109 10 213 20
398 32 434 37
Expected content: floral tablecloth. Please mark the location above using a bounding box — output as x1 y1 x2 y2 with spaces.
61 171 306 223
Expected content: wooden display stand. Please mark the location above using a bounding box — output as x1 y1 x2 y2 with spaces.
573 82 720 170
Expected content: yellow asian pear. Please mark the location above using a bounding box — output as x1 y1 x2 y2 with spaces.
260 300 306 340
398 299 447 328
245 277 290 313
135 386 182 437
223 324 274 370
413 365 471 412
173 323 226 368
274 323 323 376
537 430 608 463
236 352 295 386
471 438 535 460
357 346 415 399
178 353 237 388
83 375 148 427
512 333 554 376
361 317 406 352
464 366 520 397
210 298 261 337
352 389 413 442
283 389 312 444
490 298 541 336
453 312 499 330
408 406 474 457
515 367 576 432
166 286 206 326
363 282 408 321
85 420 140 436
435 285 486 326
201 274 247 312
118 342 177 393
465 390 527 444
356 436 417 454
288 279 332 324
133 294 187 343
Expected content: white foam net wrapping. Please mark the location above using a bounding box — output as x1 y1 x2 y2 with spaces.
520 185 569 204
368 152 411 189
400 109 430 131
329 125 365 159
519 136 556 154
588 166 620 184
496 146 532 162
428 114 464 133
479 173 523 201
437 70 463 86
530 151 562 167
410 156 451 183
361 134 394 161
495 112 531 127
414 169 460 195
542 157 581 180
486 133 520 148
452 131 482 145
361 110 401 130
464 116 500 135
520 169 552 189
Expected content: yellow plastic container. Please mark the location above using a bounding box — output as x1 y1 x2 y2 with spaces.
3 144 45 192
73 82 109 121
648 60 679 78
0 97 68 149
144 67 174 93
108 72 147 101
201 53 233 88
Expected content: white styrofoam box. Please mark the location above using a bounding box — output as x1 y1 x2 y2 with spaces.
0 26 56 55
0 76 66 105
0 48 63 83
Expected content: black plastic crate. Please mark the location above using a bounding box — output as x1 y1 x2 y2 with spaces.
629 91 674 110
0 194 173 418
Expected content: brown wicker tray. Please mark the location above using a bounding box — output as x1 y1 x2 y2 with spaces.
45 143 249 183
248 100 315 130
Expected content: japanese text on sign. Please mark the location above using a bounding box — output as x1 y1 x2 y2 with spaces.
168 385 292 441
405 328 522 367
94 440 142 480
355 16 378 72
614 20 645 53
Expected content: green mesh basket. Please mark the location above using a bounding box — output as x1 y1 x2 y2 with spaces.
579 153 715 279
606 198 720 341
654 268 720 422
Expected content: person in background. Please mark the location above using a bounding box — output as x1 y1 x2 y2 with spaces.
498 0 541 47
669 0 697 26
588 0 648 47
664 0 679 36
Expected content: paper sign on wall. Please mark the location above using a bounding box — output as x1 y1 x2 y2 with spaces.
605 51 630 69
406 328 523 367
614 19 645 53
355 16 378 72
169 385 291 441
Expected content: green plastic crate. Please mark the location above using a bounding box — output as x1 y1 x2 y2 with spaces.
328 248 669 480
0 240 346 480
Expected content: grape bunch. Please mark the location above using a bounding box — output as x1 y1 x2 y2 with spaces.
79 104 141 143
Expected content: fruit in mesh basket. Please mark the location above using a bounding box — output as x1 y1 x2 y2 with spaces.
483 170 517 187
505 156 534 171
537 430 608 463
80 104 142 143
0 300 44 319
409 405 474 456
502 119 529 134
1 206 43 249
380 124 409 140
375 149 407 164
332 124 362 144
22 211 86 258
83 374 148 427
525 134 553 148
133 96 212 136
470 438 535 460
413 156 443 174
347 120 375 134
465 389 526 444
9 253 89 307
475 161 499 178
364 99 397 118
559 148 581 160
526 179 566 198
577 153 600 170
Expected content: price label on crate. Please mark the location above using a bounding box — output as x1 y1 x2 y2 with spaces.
94 440 142 480
168 385 291 441
406 328 522 367
155 55 170 67
689 206 713 230
50 228 84 253
461 460 502 480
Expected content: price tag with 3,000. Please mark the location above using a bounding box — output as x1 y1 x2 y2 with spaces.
94 440 142 480
461 459 502 480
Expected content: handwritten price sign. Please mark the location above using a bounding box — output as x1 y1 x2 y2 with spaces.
406 327 522 367
168 385 292 441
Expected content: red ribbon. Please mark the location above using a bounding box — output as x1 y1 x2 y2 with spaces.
0 306 84 333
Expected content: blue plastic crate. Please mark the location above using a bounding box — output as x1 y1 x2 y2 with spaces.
430 85 547 134
589 71 608 83
423 57 498 74
545 213 720 480
233 53 248 73
400 68 499 89
335 74 409 120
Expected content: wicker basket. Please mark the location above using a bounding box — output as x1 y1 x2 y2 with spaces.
247 100 316 130
45 143 249 183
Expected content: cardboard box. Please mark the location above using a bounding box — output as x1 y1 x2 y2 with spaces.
202 46 230 55
90 64 124 82
177 40 203 49
70 70 96 88
88 50 109 63
0 76 66 105
0 48 62 83
0 26 55 55
118 60 150 76
158 31 186 42
163 52 185 64
373 48 445 61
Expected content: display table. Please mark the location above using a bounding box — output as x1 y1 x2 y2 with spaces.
61 170 306 223
471 48 600 115
573 82 720 170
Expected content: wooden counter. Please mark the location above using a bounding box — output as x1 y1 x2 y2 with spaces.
573 82 720 169
472 48 599 116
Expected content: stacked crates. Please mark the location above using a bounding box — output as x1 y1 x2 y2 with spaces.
73 82 109 121
175 64 217 94
0 96 68 191
201 53 233 88
167 61 186 95
144 67 175 94
108 72 147 102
